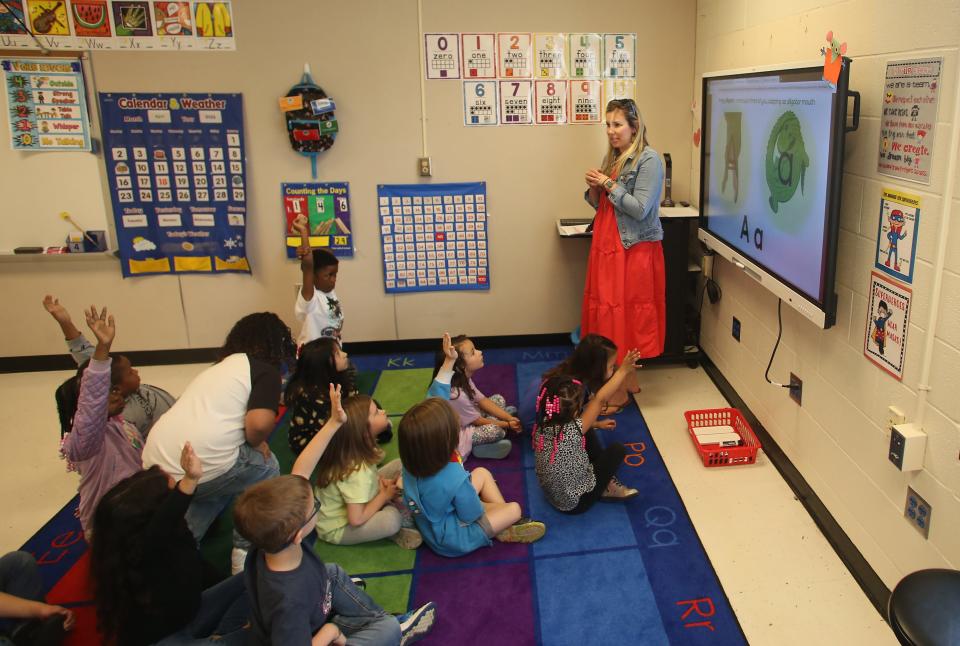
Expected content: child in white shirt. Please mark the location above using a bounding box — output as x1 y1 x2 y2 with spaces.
293 221 343 347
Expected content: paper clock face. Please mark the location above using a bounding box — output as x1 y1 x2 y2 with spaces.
535 33 567 79
570 79 602 124
463 81 498 126
497 32 532 78
424 33 461 79
461 33 496 79
535 80 567 124
499 80 532 124
378 182 489 294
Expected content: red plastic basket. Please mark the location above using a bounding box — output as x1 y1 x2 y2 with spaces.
684 408 761 467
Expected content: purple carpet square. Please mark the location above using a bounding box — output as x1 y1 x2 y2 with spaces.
465 432 525 469
416 469 529 569
412 561 537 645
471 363 518 406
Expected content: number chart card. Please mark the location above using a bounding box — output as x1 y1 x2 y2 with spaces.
499 80 532 124
461 33 496 79
2 57 91 150
568 33 602 78
570 79 602 124
603 33 636 77
99 93 248 277
604 78 636 103
424 33 461 79
535 33 567 78
463 81 498 126
497 32 531 78
282 183 353 259
378 182 489 293
535 80 567 124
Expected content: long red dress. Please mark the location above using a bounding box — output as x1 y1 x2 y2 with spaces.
581 188 666 360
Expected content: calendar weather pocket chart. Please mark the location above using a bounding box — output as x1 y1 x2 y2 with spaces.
283 182 353 259
99 92 248 277
377 182 489 294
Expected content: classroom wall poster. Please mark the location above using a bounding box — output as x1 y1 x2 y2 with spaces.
99 92 249 277
460 33 496 79
534 33 566 78
377 182 489 294
0 1 236 50
569 79 601 123
568 33 601 78
535 79 566 124
874 188 920 284
2 56 91 150
878 57 941 184
463 80 497 126
604 77 636 103
499 79 532 124
282 182 353 259
603 33 635 77
864 271 911 380
424 33 460 79
497 32 531 78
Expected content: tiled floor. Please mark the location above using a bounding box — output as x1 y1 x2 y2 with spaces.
0 361 897 645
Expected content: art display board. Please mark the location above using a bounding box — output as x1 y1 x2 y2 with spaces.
282 182 353 259
873 188 920 284
0 1 237 51
864 270 912 380
377 182 489 293
878 57 942 184
99 92 249 277
2 56 91 150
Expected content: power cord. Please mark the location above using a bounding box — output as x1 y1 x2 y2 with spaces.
765 299 791 388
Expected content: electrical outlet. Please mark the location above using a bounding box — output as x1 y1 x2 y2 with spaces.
904 487 931 538
789 373 802 405
732 317 741 341
886 405 906 438
418 157 432 177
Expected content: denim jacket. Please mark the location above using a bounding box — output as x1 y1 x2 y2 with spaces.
585 146 664 247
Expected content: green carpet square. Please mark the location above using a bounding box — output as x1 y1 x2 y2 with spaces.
372 368 433 415
312 538 416 577
363 574 413 614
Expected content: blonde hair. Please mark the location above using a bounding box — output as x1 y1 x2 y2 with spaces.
313 394 384 489
601 99 649 177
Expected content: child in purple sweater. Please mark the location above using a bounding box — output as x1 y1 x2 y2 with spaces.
59 306 144 537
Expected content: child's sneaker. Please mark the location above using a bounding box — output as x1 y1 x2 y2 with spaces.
230 547 247 575
495 518 546 543
398 601 436 645
390 527 423 550
473 438 512 459
350 576 366 590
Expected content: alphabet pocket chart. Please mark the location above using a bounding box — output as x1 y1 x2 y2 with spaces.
377 182 489 294
99 92 248 277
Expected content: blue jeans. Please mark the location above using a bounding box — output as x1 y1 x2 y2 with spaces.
0 551 43 638
326 564 400 645
154 573 248 645
185 443 279 549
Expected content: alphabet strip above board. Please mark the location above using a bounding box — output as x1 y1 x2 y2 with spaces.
0 1 236 51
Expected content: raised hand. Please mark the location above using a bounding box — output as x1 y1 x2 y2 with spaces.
442 332 458 361
329 383 346 425
616 349 642 376
84 305 115 348
180 441 203 481
42 295 72 325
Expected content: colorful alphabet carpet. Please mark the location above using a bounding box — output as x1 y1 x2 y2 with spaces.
21 346 746 645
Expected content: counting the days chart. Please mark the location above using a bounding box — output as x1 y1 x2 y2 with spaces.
99 92 248 277
426 32 636 127
377 182 489 294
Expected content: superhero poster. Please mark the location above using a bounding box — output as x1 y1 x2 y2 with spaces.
874 188 920 284
864 271 911 381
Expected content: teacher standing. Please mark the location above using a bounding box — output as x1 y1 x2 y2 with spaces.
582 98 666 360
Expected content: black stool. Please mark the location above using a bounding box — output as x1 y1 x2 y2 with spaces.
888 568 960 645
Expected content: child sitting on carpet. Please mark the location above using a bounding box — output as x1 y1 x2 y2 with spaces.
59 306 144 537
235 385 437 645
285 337 357 456
45 295 174 438
399 398 546 557
542 333 639 415
430 334 518 460
533 348 642 515
309 393 422 550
